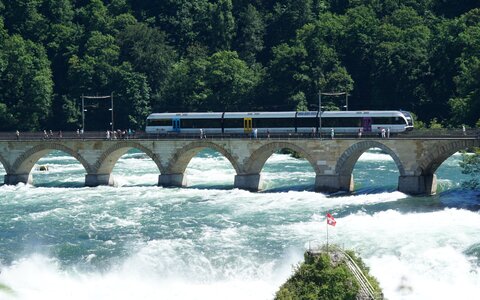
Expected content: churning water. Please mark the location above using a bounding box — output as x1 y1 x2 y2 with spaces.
0 149 479 299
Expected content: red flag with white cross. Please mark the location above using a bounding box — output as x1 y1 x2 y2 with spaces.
326 213 336 227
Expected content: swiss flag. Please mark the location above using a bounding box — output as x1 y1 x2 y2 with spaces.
326 213 336 227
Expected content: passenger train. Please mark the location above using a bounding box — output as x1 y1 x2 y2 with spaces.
145 111 414 135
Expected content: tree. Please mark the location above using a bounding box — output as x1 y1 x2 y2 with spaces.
160 45 211 112
342 5 380 109
275 251 359 300
2 0 49 42
432 0 479 18
154 0 211 55
208 0 235 51
205 50 261 111
448 9 480 126
77 0 111 34
39 0 83 130
235 4 265 64
118 23 177 96
268 15 353 111
424 17 461 123
0 34 53 130
68 31 120 94
111 63 151 129
265 0 314 49
370 7 431 111
66 31 122 130
161 49 261 112
460 149 480 189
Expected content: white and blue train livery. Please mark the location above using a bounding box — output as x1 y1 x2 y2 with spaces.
145 110 414 135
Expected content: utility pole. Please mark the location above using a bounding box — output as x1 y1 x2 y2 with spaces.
81 94 85 131
319 91 322 139
81 93 114 131
319 91 349 110
110 92 114 131
345 92 349 111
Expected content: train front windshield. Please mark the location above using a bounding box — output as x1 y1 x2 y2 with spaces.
403 112 413 127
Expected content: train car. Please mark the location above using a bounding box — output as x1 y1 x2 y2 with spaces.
224 112 297 134
145 112 224 134
145 110 413 135
321 110 413 133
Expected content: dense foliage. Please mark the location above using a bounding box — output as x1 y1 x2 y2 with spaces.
460 148 480 189
275 249 381 300
0 0 479 130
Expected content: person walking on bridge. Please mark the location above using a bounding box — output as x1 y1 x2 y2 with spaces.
15 130 19 140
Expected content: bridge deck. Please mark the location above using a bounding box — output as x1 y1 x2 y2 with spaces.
1 129 479 141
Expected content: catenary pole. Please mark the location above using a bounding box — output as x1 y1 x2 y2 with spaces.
319 91 322 139
81 94 85 131
111 92 114 131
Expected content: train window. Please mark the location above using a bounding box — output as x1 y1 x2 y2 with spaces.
296 117 318 128
372 117 406 124
223 118 244 128
253 118 295 128
147 119 171 126
322 117 362 127
181 118 222 128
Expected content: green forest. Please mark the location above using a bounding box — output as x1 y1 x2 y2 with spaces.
0 0 479 131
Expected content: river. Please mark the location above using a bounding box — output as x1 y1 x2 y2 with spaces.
0 149 479 299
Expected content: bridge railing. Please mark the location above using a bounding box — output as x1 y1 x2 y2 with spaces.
137 129 480 140
0 131 112 141
396 128 480 138
1 129 479 141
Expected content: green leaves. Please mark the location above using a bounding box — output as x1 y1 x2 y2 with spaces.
0 0 478 131
275 251 364 300
161 50 261 112
269 15 352 110
460 149 480 189
0 34 53 130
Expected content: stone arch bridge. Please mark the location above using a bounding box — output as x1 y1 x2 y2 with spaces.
0 137 478 195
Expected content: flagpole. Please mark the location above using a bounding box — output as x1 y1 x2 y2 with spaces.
326 217 329 252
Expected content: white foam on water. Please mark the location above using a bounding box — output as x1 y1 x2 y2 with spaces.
2 206 479 300
357 149 395 161
0 149 478 300
0 252 291 300
328 209 480 299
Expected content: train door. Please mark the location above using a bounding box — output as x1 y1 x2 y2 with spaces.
172 118 180 132
244 118 252 134
362 117 372 132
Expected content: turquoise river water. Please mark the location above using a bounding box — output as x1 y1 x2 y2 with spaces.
0 149 479 299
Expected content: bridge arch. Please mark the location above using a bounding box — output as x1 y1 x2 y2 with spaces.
244 141 319 174
94 141 164 174
167 141 240 174
416 140 475 175
11 142 92 174
0 152 11 173
335 141 405 176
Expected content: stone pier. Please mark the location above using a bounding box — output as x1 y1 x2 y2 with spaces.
85 174 115 187
315 175 354 193
234 174 264 191
4 173 33 185
398 174 437 195
158 173 187 187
